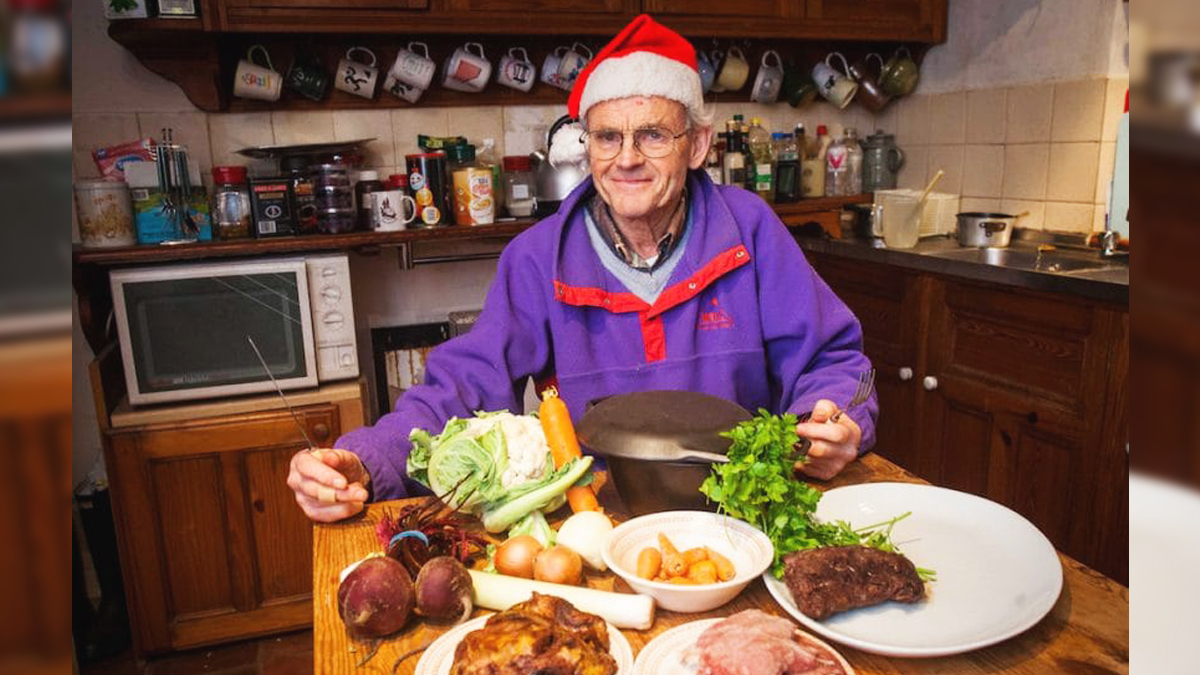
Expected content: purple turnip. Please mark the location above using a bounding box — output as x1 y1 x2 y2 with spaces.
337 555 414 639
413 556 474 623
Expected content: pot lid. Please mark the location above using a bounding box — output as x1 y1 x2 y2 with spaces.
576 390 751 462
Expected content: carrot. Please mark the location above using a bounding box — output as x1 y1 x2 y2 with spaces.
636 547 662 580
539 387 600 512
705 547 737 581
686 560 719 584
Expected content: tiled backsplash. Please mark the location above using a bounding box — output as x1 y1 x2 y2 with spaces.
72 74 1127 234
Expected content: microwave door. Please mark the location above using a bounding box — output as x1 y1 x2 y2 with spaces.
114 262 317 405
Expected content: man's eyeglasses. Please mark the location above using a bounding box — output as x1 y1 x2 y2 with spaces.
583 127 689 160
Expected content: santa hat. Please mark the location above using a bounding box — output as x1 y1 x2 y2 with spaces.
549 14 704 167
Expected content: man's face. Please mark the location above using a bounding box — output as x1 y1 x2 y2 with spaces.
586 96 710 222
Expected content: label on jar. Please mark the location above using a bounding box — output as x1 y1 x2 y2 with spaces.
421 205 441 225
511 184 530 200
453 168 494 225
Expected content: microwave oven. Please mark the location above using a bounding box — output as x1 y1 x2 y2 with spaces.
110 254 359 406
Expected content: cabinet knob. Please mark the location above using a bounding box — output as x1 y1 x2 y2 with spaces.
922 376 939 391
312 423 330 442
899 367 914 381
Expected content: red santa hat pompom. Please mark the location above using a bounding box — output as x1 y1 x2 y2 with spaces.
549 14 704 167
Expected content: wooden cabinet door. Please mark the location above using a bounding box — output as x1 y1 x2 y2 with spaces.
454 0 629 12
805 0 945 41
806 252 928 472
919 278 1125 578
106 405 340 654
644 0 792 18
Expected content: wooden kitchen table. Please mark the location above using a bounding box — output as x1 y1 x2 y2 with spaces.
313 453 1128 674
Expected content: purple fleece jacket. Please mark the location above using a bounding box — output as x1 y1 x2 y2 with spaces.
337 170 877 499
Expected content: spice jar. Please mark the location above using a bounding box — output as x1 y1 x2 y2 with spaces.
502 156 535 218
354 170 385 231
449 144 494 226
75 179 136 248
282 155 318 234
310 163 356 234
210 166 252 239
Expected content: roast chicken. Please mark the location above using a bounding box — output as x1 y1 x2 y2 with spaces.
450 593 617 675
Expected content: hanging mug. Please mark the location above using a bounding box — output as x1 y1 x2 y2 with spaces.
880 46 920 97
233 45 282 102
708 50 726 92
850 53 892 112
813 52 858 109
335 47 379 99
750 50 784 104
498 47 536 92
389 42 436 90
383 73 424 103
714 46 750 93
541 46 570 89
284 51 329 102
780 64 819 108
443 42 491 92
697 51 716 93
557 42 593 87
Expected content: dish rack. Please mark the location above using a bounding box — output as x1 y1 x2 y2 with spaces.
875 189 960 237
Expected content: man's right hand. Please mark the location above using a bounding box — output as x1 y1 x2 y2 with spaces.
287 448 371 522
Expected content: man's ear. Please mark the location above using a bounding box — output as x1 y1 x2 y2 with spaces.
687 125 713 170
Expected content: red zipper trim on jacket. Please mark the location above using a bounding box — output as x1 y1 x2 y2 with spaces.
553 244 752 362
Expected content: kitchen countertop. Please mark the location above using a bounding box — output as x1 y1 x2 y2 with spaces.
313 453 1128 674
797 235 1129 305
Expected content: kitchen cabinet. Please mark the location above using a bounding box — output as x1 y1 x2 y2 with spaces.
100 380 366 655
805 0 946 42
644 0 794 19
806 251 1128 583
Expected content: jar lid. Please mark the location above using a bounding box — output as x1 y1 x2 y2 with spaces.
357 170 380 181
75 178 127 190
212 166 248 184
816 125 829 135
502 155 531 172
388 173 408 188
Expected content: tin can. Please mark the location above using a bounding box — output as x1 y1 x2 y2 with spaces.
75 180 136 248
405 152 451 227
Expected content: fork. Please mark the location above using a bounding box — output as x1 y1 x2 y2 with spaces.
830 369 875 424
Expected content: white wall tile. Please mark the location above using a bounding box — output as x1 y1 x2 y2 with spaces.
929 92 967 144
960 197 1002 213
1002 143 1050 200
1044 201 1095 233
208 113 274 167
962 144 1005 198
1000 199 1046 230
272 111 335 146
927 144 965 195
872 101 901 136
1046 142 1100 202
1006 84 1054 143
137 112 213 182
897 94 931 146
1095 141 1117 206
1051 79 1106 142
392 108 451 158
72 114 141 178
966 88 1006 144
1101 76 1129 142
1092 205 1109 232
447 107 505 156
501 105 559 157
333 110 396 169
897 145 929 190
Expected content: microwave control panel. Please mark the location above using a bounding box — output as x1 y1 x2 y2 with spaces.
306 254 359 381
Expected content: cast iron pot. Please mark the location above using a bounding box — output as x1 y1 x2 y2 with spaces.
956 212 1016 247
576 390 751 515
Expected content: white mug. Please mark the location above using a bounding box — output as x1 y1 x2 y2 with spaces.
556 42 593 87
813 52 859 109
714 46 750 93
382 73 424 103
541 46 569 90
233 45 282 102
750 49 783 103
443 42 491 92
497 47 536 92
370 189 417 231
390 41 435 90
335 47 379 99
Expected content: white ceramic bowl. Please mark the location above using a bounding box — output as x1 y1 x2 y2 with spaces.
602 510 774 613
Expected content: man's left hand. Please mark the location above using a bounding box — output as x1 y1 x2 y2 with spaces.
794 399 862 480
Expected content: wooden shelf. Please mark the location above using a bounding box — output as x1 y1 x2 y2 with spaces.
0 92 71 122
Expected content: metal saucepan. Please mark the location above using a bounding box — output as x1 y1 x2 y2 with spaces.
956 212 1016 247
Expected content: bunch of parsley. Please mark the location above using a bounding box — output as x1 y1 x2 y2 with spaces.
700 410 933 580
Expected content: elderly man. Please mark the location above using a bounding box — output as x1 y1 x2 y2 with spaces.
287 14 877 522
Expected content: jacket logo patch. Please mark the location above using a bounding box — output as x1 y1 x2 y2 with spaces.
698 297 734 330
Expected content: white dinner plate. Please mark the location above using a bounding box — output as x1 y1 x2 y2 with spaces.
632 617 855 675
414 613 635 675
763 482 1063 658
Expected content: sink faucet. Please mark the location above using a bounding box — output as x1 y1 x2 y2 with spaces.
1099 231 1127 259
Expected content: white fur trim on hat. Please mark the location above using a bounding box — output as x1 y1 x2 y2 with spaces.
548 120 588 168
576 51 704 123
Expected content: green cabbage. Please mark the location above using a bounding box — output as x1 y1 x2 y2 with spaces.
407 411 593 533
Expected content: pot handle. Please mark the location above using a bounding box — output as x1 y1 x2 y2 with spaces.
980 220 1008 235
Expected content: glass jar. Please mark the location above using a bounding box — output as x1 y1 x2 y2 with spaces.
354 170 385 231
501 155 535 218
281 155 318 234
210 166 252 239
310 163 356 234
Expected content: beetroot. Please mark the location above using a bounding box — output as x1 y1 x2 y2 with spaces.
413 556 474 623
337 555 414 638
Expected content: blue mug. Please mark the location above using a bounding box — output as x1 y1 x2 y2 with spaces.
698 51 715 93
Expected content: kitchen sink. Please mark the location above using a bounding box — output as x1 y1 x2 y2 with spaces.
928 247 1117 273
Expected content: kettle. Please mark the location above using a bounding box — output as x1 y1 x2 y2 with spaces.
531 115 590 217
861 130 905 192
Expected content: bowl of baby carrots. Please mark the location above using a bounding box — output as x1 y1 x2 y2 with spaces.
602 511 774 612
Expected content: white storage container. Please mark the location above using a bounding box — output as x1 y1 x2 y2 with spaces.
874 189 960 247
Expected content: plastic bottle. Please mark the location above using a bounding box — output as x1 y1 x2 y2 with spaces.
826 132 849 197
802 125 830 198
747 117 774 203
722 119 747 188
704 135 723 185
844 127 864 195
773 132 800 204
478 138 503 214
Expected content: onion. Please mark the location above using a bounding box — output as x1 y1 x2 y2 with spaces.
337 555 414 638
555 511 613 571
533 546 583 585
494 535 543 579
413 556 474 623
